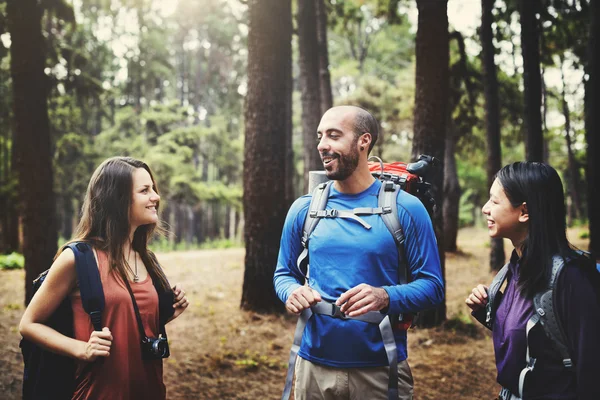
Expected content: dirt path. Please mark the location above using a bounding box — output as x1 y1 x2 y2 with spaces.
1 227 589 399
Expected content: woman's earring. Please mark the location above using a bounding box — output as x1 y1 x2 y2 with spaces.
360 146 364 151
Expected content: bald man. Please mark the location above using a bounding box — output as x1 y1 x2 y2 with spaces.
274 106 444 400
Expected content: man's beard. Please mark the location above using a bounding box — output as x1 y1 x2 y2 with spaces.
322 141 360 181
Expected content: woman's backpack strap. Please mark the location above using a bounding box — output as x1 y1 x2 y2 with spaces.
64 242 105 332
147 252 175 328
484 263 510 330
533 255 572 368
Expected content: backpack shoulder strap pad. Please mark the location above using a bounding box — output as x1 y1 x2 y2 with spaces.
149 252 175 327
65 242 105 331
302 181 333 243
534 255 572 367
377 181 408 285
296 181 333 278
485 262 510 329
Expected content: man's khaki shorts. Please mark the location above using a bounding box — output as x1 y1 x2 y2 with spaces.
294 356 414 400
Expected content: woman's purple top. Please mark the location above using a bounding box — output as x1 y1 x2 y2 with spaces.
492 251 600 399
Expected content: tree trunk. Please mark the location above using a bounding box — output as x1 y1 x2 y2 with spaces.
0 45 18 254
298 0 323 193
228 206 236 241
7 0 58 304
6 119 19 253
560 61 584 224
192 209 202 244
316 0 333 115
174 202 184 245
185 204 194 245
284 84 295 205
541 69 550 162
481 0 505 271
211 201 220 239
443 114 460 253
586 0 599 255
167 201 177 250
412 0 449 327
443 31 471 254
520 0 544 162
242 0 291 313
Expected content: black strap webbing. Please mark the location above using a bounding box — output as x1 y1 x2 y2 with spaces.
123 278 149 340
378 182 408 285
66 242 104 332
297 181 334 278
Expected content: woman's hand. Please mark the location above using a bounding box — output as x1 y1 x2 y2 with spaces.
465 284 489 312
170 283 189 321
80 327 113 362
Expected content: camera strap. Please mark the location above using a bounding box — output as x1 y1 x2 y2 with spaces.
122 277 149 341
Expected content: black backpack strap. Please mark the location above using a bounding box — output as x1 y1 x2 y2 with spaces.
484 262 510 329
517 256 569 397
65 242 105 331
377 181 408 285
296 181 333 279
534 255 572 368
148 252 175 327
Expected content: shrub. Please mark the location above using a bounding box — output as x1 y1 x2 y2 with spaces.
0 252 25 270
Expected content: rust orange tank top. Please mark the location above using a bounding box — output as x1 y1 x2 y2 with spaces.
70 250 166 400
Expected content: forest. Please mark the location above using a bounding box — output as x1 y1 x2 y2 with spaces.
0 0 598 398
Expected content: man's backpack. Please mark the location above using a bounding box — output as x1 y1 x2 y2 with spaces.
20 242 104 400
281 155 439 400
482 253 600 399
298 155 437 292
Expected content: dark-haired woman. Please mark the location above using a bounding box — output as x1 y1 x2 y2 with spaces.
20 157 189 399
466 162 600 400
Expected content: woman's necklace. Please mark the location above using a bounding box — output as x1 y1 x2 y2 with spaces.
133 252 139 283
128 246 139 283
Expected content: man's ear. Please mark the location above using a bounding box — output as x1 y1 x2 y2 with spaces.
519 202 529 223
359 132 371 151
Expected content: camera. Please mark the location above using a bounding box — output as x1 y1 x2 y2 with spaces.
141 334 170 360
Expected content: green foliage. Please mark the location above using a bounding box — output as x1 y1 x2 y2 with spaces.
4 303 22 311
456 158 487 211
149 237 241 253
442 312 482 339
327 2 415 164
199 238 241 250
0 253 24 270
233 350 284 370
458 189 476 228
2 0 591 253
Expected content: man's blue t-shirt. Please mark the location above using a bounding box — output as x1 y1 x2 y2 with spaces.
274 179 444 368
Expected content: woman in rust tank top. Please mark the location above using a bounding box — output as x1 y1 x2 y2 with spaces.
20 157 189 399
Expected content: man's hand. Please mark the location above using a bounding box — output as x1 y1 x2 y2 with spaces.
336 284 389 317
286 286 322 315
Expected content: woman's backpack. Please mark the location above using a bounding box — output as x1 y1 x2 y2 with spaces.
477 252 600 398
20 242 104 400
20 242 175 400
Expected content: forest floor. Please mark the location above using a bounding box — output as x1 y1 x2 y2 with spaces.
0 226 590 399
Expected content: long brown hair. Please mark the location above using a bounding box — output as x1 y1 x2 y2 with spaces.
59 156 171 292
